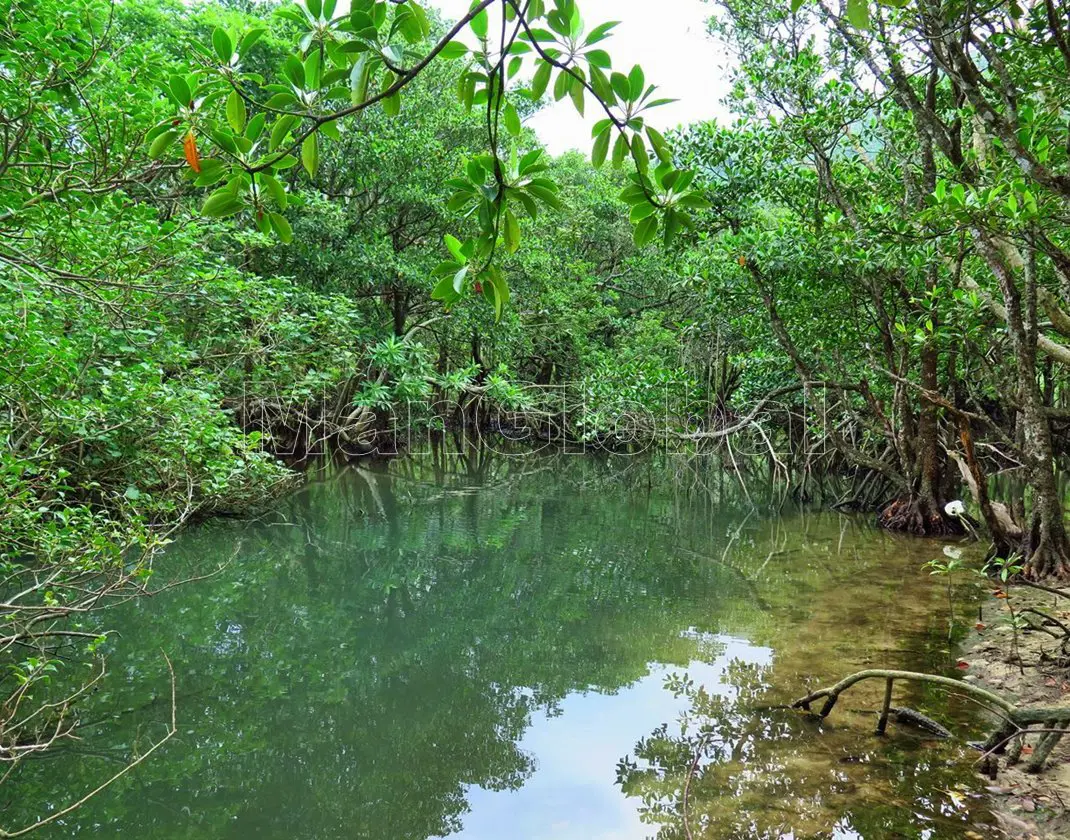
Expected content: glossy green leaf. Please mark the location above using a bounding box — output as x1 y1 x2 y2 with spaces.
302 133 318 177
226 91 247 134
212 29 233 63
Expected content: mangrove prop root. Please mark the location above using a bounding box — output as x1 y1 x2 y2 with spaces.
877 498 965 536
1027 721 1070 774
792 669 1070 772
1007 732 1025 765
876 678 894 735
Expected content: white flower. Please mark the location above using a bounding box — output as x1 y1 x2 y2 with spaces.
945 500 966 517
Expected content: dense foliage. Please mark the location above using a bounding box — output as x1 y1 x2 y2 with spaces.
2 0 1070 830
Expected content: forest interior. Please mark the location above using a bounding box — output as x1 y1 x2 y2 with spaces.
4 0 1070 836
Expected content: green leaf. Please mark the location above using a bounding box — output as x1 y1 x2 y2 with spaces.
846 0 870 29
282 55 305 89
431 274 460 303
503 209 520 254
270 115 297 151
226 91 247 134
646 126 672 163
440 41 469 60
612 132 628 168
320 120 341 141
350 55 371 105
169 75 191 107
504 102 522 137
553 69 571 101
452 264 469 294
592 127 611 167
678 193 711 210
269 212 293 243
245 113 266 141
610 72 631 102
630 201 656 222
663 208 681 244
527 183 562 209
515 190 539 220
585 20 619 46
628 65 646 101
265 92 298 109
148 129 179 159
202 189 244 217
302 133 319 177
569 76 585 115
530 62 552 99
213 28 233 63
466 158 485 184
382 72 401 115
256 207 273 234
586 49 611 68
471 8 489 38
619 184 648 205
631 134 650 174
240 28 267 54
519 148 543 175
589 65 615 104
633 214 658 247
444 234 467 263
481 274 497 306
488 268 509 321
304 51 322 90
194 159 228 186
259 173 287 209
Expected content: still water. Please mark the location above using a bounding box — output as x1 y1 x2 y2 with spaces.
12 451 994 838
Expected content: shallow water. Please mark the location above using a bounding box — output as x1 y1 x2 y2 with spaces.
9 451 994 838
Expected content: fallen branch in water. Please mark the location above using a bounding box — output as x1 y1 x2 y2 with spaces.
791 669 1070 773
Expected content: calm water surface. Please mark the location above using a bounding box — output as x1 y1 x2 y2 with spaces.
11 451 993 838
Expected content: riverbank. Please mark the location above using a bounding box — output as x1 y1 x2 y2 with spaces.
963 587 1070 838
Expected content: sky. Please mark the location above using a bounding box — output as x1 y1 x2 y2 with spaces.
430 0 733 154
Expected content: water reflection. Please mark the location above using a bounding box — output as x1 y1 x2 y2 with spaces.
8 451 991 838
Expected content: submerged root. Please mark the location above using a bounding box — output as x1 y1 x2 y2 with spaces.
791 669 1070 773
877 497 965 536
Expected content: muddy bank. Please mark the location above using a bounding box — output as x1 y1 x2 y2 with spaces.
962 586 1070 838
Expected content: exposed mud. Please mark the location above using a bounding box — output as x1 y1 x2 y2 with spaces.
962 586 1070 839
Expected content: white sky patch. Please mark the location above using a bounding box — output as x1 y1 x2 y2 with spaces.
430 0 733 154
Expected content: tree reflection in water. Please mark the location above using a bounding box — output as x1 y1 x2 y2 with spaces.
7 448 992 839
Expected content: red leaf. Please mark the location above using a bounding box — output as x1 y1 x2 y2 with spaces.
956 660 970 670
183 131 202 174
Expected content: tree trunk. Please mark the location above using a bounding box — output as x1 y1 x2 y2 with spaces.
974 232 1070 577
